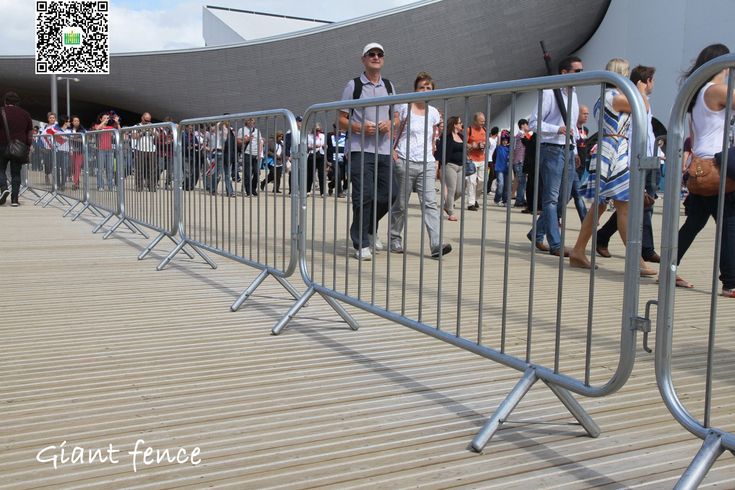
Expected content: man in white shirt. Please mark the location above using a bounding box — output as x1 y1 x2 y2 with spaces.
527 56 582 257
237 117 263 196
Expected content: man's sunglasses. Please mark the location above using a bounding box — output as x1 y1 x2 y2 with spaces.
365 51 384 58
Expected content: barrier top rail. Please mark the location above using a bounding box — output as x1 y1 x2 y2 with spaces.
299 70 649 399
658 52 735 451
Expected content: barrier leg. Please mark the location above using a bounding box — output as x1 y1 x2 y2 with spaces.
139 232 166 260
471 367 538 452
168 235 195 259
34 191 51 206
544 381 600 438
231 269 270 312
122 219 149 239
92 211 114 233
674 432 725 490
320 293 360 331
103 217 125 239
21 187 42 199
272 287 316 335
273 275 303 301
187 243 216 269
72 203 100 221
63 200 82 217
41 193 66 208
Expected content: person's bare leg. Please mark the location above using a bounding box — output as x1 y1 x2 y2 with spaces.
570 202 607 268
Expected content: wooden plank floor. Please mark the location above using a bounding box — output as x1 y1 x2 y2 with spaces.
2 189 735 489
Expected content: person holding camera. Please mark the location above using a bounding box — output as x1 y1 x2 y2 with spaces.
465 112 487 211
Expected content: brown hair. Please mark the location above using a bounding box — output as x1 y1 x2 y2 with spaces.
414 71 435 90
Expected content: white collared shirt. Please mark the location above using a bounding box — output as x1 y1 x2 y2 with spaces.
528 87 579 152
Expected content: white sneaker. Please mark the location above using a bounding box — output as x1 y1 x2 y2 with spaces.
354 246 372 261
368 234 385 251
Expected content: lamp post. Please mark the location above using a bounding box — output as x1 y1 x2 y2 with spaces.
56 77 80 118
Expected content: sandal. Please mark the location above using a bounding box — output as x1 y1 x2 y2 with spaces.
722 288 735 297
447 215 458 222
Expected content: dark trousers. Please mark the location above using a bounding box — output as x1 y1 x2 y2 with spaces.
349 152 396 249
183 152 201 190
677 192 735 289
262 165 283 192
0 153 22 201
134 150 157 192
307 153 326 195
597 205 656 258
242 154 259 196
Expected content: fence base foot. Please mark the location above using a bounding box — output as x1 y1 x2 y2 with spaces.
231 270 301 312
272 287 316 335
34 191 51 206
139 232 166 261
92 212 114 234
544 381 600 438
123 219 149 239
156 238 216 271
63 200 82 217
471 367 538 452
675 431 725 490
320 293 359 331
72 203 101 221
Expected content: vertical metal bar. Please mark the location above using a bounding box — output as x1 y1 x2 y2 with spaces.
478 94 491 345
704 70 734 428
436 98 449 332
585 82 606 386
501 94 514 348
456 97 470 338
553 83 574 374
525 90 544 362
400 105 411 316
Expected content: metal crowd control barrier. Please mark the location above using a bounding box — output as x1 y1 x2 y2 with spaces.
83 128 132 236
275 71 652 452
27 134 68 208
174 111 300 309
657 53 735 489
56 132 87 217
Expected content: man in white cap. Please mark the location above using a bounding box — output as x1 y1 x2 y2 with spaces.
339 42 397 260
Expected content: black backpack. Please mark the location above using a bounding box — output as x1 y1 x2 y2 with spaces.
351 76 394 100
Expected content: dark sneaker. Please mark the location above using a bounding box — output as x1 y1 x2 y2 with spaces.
11 199 19 207
431 243 452 258
0 189 9 205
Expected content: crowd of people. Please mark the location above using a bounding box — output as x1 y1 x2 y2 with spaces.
2 41 734 296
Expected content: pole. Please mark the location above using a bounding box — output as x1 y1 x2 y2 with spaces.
50 74 58 117
66 78 70 118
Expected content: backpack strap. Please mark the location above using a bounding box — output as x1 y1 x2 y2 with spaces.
352 77 363 100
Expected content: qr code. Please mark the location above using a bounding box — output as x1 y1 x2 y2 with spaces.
36 0 109 75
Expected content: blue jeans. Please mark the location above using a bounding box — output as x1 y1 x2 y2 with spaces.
494 168 508 203
566 169 588 222
533 144 575 252
97 149 114 190
513 162 526 205
207 150 234 195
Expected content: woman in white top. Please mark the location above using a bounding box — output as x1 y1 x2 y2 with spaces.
676 43 735 295
389 72 451 258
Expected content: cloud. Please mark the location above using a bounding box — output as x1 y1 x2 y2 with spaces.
109 2 203 53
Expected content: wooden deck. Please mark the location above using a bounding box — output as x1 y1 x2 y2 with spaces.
2 189 735 489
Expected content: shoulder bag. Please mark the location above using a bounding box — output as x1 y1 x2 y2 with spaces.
1 108 29 163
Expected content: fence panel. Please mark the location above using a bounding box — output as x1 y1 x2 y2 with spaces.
173 111 300 308
656 52 735 489
275 71 652 452
26 134 57 205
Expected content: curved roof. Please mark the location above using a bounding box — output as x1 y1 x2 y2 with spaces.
0 0 610 123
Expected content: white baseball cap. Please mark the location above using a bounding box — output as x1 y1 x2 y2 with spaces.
362 43 385 56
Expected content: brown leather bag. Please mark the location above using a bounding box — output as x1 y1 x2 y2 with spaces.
687 155 735 196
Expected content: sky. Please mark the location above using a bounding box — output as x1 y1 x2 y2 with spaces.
0 0 418 55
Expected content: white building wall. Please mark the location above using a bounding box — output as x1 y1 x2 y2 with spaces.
492 0 735 135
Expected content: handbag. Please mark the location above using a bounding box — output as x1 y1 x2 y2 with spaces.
643 192 655 209
1 108 29 163
687 155 735 196
464 160 477 176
